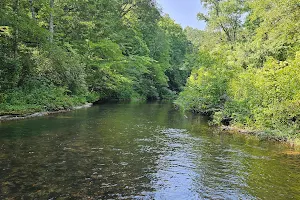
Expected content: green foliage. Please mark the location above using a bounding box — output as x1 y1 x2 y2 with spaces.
178 0 300 139
198 0 248 42
33 46 88 95
177 56 231 114
159 15 190 92
0 0 191 115
0 84 87 115
225 54 300 131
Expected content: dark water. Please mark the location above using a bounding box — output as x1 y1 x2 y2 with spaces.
0 102 299 199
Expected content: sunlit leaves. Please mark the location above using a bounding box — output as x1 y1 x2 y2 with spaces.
179 0 300 137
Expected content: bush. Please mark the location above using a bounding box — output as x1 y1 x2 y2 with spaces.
0 83 89 115
176 61 232 114
222 52 300 134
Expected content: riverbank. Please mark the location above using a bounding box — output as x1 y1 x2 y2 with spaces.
0 103 93 122
220 125 300 147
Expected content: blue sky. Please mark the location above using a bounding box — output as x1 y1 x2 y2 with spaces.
157 0 206 30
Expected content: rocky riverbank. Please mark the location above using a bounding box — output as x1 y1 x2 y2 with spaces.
220 125 300 147
0 103 93 122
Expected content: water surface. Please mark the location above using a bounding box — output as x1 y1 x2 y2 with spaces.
0 102 299 199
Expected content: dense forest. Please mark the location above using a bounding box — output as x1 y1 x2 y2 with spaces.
177 0 300 140
0 0 192 115
1 0 300 140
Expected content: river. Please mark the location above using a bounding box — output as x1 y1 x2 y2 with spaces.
0 102 299 199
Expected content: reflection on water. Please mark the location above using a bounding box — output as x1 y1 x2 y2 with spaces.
0 102 299 199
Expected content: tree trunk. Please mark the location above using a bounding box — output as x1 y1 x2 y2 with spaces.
49 0 54 43
29 0 36 20
13 0 19 58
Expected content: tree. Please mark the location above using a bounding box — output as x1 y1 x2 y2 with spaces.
178 0 300 140
198 0 248 42
49 0 54 42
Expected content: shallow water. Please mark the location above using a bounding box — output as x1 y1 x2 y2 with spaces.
0 102 299 199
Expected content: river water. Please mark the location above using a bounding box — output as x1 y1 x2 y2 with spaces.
0 102 299 199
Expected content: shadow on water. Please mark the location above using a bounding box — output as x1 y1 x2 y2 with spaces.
0 102 299 199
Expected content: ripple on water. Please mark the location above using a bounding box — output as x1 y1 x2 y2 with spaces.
0 103 300 199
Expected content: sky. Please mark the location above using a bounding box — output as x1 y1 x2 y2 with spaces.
156 0 206 30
